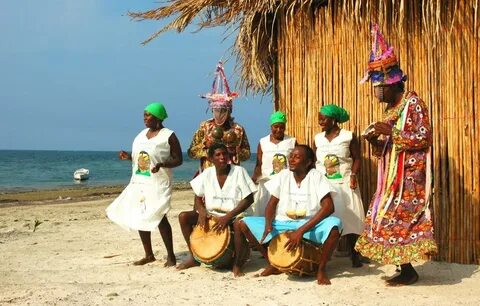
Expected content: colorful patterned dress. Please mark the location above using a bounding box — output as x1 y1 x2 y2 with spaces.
188 118 250 171
355 92 437 265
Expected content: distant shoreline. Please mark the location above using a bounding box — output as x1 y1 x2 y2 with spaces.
0 182 191 207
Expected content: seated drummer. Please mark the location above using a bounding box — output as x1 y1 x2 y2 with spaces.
177 143 257 271
233 145 342 284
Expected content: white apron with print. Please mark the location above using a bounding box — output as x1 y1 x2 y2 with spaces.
314 129 365 235
253 134 296 216
106 128 173 232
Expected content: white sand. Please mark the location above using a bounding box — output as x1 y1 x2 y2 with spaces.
1 190 479 305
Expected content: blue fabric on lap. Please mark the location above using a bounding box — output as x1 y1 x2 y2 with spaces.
242 216 342 245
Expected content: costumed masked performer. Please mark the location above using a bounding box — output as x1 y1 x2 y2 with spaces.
355 24 437 286
188 62 251 173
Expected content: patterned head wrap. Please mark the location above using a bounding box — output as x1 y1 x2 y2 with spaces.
145 102 168 120
320 104 350 123
360 24 407 86
201 62 238 111
270 111 287 125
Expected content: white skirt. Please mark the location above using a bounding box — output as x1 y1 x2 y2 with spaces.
252 177 271 216
331 182 365 235
106 181 171 232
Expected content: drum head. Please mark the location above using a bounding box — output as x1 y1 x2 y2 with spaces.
190 218 230 263
268 232 301 268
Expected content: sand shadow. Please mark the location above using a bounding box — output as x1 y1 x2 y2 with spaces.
328 257 384 279
410 261 479 286
241 250 270 274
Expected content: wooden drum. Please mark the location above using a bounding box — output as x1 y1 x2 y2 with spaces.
268 232 322 276
190 218 234 268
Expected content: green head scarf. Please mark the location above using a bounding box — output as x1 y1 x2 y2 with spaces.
145 102 168 121
320 104 349 123
270 111 287 125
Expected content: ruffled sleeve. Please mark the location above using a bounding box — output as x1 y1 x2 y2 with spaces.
187 121 209 159
392 94 432 151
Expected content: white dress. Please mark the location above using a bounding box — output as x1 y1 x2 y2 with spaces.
314 129 365 235
264 168 343 221
254 135 296 216
106 128 173 232
190 165 257 217
259 135 296 177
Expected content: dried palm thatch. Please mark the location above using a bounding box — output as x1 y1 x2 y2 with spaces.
131 1 480 264
130 0 478 94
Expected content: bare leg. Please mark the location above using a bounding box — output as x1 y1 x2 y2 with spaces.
347 234 362 268
233 220 281 277
316 227 340 285
134 230 156 265
386 263 419 286
158 216 176 267
176 210 200 270
232 220 252 277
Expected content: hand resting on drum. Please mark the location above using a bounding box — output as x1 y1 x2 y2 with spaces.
211 215 230 233
284 230 303 251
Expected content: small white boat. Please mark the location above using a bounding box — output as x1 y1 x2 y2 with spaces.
73 168 89 180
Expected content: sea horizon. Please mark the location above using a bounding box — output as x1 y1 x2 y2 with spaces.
0 150 257 192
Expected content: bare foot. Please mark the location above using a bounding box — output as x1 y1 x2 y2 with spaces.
133 255 156 266
176 257 200 270
386 272 419 286
316 270 332 285
164 256 177 267
232 265 245 277
256 265 282 277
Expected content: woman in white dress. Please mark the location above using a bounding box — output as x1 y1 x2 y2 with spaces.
107 102 183 266
251 111 296 216
313 104 365 267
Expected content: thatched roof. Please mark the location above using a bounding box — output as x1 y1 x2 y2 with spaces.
129 0 478 94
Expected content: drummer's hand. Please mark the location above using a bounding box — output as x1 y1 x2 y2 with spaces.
259 225 273 244
198 210 208 229
212 215 229 233
285 230 303 251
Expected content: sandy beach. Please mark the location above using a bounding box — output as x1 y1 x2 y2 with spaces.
1 189 479 306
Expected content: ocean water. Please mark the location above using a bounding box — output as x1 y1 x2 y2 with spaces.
0 150 257 191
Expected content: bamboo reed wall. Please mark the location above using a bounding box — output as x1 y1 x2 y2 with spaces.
274 2 480 264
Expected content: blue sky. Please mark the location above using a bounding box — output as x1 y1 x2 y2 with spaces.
0 0 273 152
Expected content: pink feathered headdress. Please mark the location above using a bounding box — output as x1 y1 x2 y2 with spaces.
201 62 238 110
360 24 407 86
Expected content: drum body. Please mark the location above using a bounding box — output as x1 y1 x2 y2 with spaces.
190 218 234 268
268 232 323 276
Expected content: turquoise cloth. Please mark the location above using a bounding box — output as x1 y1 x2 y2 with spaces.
242 216 342 245
145 102 168 120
